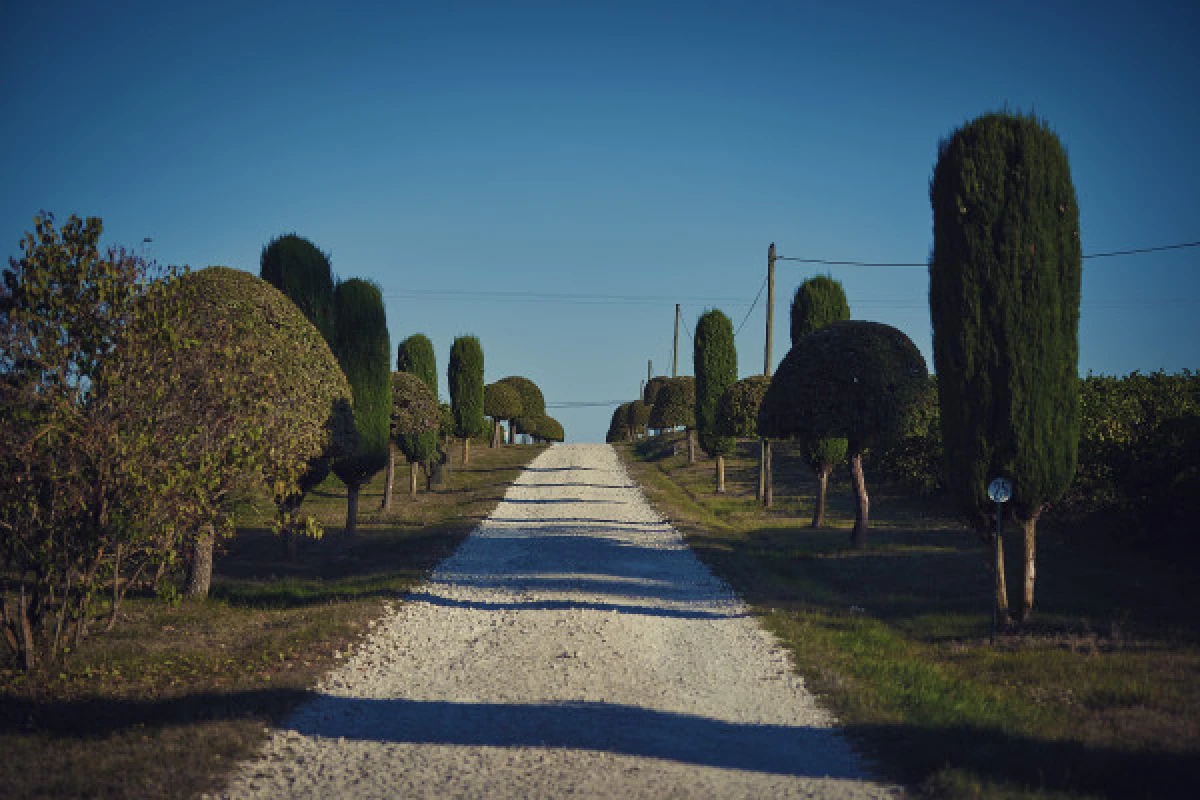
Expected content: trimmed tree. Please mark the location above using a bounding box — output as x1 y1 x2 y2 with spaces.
759 321 927 549
500 376 545 444
332 279 391 534
694 310 738 492
626 399 651 441
448 336 485 465
649 376 696 459
396 333 441 488
391 372 440 497
608 404 633 443
791 274 852 525
716 376 770 438
484 381 523 448
259 233 336 345
930 110 1083 624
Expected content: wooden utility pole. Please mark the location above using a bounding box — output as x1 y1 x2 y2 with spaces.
647 359 653 384
760 242 778 505
672 303 680 378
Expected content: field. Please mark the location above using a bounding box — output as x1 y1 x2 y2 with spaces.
621 434 1200 799
0 444 544 800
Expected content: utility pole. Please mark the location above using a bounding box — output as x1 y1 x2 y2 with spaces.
672 303 680 378
647 359 653 383
760 242 777 506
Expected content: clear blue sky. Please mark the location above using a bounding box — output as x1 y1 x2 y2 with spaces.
4 1 1197 443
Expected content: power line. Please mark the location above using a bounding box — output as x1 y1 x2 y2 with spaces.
735 274 769 336
775 239 1200 268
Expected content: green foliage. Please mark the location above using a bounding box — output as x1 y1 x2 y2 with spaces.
259 233 335 345
395 333 438 465
626 399 651 437
759 321 928 452
499 376 545 419
643 376 671 407
448 335 485 439
607 404 632 443
649 376 695 430
930 110 1082 524
716 375 770 438
694 309 738 457
517 414 565 443
391 371 440 464
437 402 455 439
331 279 391 489
872 375 943 494
484 381 523 421
790 274 850 346
804 437 848 473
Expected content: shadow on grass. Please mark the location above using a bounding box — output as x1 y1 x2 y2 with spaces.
0 688 315 738
849 722 1199 799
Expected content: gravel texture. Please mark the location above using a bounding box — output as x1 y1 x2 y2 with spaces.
209 443 900 799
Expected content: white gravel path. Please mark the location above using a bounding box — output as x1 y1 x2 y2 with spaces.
209 443 900 799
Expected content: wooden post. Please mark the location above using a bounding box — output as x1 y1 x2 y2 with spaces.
673 304 680 378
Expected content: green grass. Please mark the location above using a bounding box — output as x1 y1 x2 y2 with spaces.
621 435 1200 799
0 442 544 800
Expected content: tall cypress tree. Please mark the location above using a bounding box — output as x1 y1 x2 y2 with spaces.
395 334 440 492
930 111 1082 625
694 310 737 492
259 234 336 345
331 279 391 533
791 275 851 527
448 336 485 465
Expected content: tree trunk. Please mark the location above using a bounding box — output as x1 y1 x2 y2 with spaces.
994 518 1011 631
345 485 360 536
409 460 419 496
716 455 726 493
185 524 215 599
508 420 516 445
381 445 396 512
1017 508 1040 624
812 464 831 528
763 439 774 508
757 439 766 501
18 587 36 670
849 451 869 549
491 419 501 448
462 436 471 466
687 430 696 464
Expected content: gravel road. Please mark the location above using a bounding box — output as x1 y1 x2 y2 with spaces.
209 443 899 799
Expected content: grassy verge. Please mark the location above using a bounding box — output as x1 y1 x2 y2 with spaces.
620 435 1200 799
0 443 544 800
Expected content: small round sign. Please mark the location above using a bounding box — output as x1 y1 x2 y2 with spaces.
987 477 1013 504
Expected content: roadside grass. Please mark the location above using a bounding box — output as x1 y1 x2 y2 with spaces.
621 434 1200 799
0 443 543 800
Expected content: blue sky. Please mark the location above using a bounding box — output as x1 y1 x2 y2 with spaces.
3 1 1197 443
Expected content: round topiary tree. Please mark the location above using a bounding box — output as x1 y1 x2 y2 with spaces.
626 399 651 441
694 310 738 492
448 336 485 464
499 376 545 444
649 376 696 460
790 274 851 346
169 267 354 588
760 321 927 549
930 110 1082 624
331 279 391 534
395 333 441 490
538 415 565 443
790 274 852 526
608 404 633 443
484 381 523 448
643 376 672 433
259 233 336 345
716 375 770 438
391 371 440 497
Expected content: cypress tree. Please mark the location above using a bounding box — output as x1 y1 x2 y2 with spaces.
448 336 485 465
607 403 633 443
930 110 1082 625
331 279 391 534
790 274 851 346
791 275 851 526
395 333 440 491
260 234 336 345
649 377 696 459
390 371 439 497
694 310 737 492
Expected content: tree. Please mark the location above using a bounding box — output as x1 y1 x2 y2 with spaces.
395 333 441 492
499 376 545 444
930 110 1082 624
391 372 440 497
694 310 738 492
517 414 565 443
259 233 335 345
791 274 852 525
448 336 485 464
484 381 523 447
607 404 633 443
716 376 770 438
331 279 391 534
759 321 927 549
790 274 850 346
168 267 354 595
626 399 652 441
649 376 696 460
